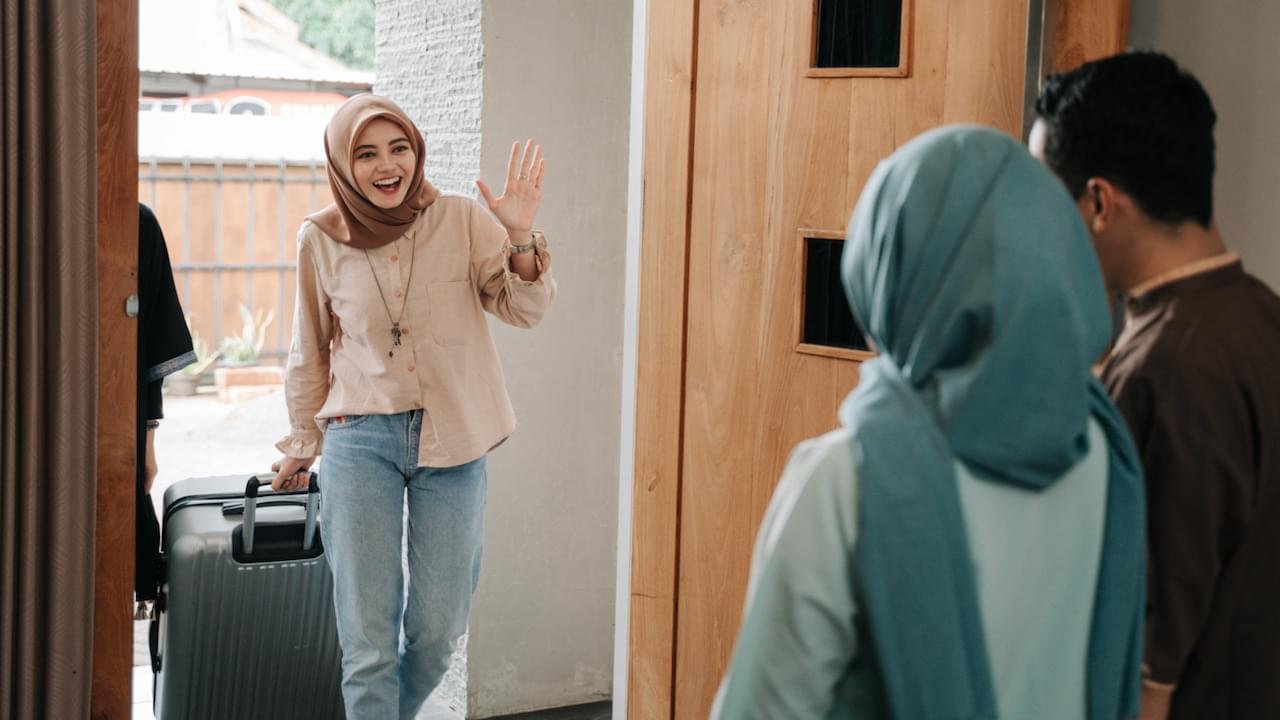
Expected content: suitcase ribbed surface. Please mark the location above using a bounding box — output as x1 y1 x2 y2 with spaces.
156 480 345 720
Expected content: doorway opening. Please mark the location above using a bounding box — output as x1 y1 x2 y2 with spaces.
130 1 633 719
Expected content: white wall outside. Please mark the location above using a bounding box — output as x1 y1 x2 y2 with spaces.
376 0 484 196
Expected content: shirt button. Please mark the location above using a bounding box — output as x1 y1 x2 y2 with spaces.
395 290 403 298
390 255 399 262
401 325 409 334
407 365 415 373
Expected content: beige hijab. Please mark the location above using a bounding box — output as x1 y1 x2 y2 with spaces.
307 94 439 248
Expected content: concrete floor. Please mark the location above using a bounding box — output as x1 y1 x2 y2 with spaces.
133 626 609 719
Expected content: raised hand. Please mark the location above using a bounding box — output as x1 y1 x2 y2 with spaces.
475 139 544 234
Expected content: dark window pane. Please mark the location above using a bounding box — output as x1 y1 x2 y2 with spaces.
803 237 869 351
815 0 903 69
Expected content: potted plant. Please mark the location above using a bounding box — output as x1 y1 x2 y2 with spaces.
214 305 284 402
166 315 219 396
218 304 274 366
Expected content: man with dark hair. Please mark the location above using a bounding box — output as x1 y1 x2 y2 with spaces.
1032 51 1280 720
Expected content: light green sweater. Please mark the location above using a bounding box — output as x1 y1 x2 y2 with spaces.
713 420 1108 719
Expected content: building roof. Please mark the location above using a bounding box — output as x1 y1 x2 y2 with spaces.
139 111 332 162
139 0 374 85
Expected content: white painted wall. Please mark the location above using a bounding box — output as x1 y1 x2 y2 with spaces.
469 1 632 716
1130 2 1280 290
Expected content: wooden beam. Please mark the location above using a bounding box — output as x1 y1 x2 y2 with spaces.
1053 0 1131 71
92 0 139 717
626 0 698 717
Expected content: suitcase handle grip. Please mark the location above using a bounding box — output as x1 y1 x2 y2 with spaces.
243 472 320 555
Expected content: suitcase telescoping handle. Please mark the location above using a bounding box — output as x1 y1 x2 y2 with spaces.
243 472 320 554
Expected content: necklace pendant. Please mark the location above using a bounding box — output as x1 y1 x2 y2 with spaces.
391 323 403 347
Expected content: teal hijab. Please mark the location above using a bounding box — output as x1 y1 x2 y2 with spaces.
839 126 1145 719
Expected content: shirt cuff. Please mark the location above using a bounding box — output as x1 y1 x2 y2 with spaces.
504 232 552 287
147 349 198 383
1143 655 1185 687
275 431 323 459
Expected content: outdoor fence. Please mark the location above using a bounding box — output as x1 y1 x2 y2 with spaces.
140 158 334 366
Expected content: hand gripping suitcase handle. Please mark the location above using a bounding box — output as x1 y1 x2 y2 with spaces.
243 472 320 555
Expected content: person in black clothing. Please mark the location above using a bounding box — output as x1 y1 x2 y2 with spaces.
136 204 195 609
1032 51 1280 720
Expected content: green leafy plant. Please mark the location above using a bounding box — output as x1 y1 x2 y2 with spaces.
182 314 220 376
218 305 275 364
267 0 374 71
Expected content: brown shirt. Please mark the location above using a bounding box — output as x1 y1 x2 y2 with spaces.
276 193 556 467
1101 259 1280 718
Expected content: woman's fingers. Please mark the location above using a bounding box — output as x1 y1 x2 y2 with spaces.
491 140 543 198
527 144 542 180
271 465 291 491
519 138 535 179
476 179 497 208
505 141 521 187
279 469 307 492
271 457 311 491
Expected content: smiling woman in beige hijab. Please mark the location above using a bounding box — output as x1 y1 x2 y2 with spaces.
307 94 438 247
271 93 556 719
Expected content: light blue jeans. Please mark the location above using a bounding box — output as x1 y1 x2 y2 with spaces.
319 409 486 720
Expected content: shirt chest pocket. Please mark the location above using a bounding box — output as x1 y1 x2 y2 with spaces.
424 280 478 347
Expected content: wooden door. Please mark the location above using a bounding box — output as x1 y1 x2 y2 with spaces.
676 1 1024 715
628 0 1130 718
93 0 139 717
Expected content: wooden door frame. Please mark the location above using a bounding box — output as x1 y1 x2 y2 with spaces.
92 0 139 717
623 0 698 718
623 0 1131 717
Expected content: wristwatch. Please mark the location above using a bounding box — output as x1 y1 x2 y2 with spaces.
510 231 540 255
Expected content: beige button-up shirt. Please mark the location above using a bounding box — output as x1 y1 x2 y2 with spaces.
276 192 556 467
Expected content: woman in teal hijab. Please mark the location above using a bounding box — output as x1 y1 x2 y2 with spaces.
713 126 1145 719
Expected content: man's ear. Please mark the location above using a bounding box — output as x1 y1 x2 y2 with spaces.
1084 177 1120 234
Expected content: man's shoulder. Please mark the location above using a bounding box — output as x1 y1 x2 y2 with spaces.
1137 275 1280 371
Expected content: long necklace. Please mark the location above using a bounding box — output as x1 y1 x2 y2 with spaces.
363 234 417 358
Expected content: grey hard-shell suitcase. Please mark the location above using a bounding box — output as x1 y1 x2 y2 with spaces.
151 473 345 719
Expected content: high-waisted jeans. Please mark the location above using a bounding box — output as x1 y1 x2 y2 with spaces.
319 409 486 720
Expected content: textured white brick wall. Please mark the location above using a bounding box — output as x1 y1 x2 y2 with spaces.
375 0 483 196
